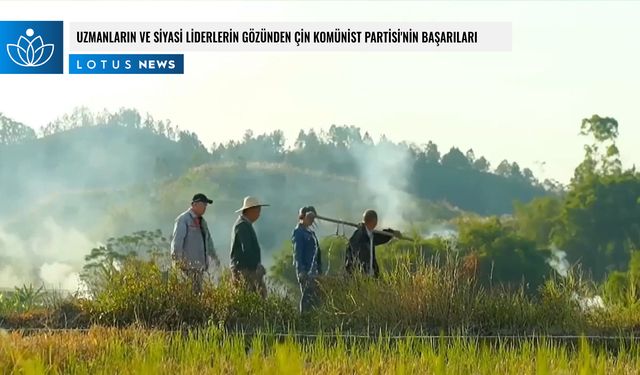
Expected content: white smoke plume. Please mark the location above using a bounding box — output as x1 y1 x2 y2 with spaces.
0 217 96 291
350 140 413 228
548 245 570 277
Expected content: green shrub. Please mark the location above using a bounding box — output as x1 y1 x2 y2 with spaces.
312 255 593 335
84 257 296 330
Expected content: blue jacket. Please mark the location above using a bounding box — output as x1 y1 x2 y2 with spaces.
292 224 322 275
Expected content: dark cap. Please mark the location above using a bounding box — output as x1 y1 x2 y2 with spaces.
192 193 213 204
299 206 317 217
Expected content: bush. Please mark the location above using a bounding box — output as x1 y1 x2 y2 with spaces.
5 231 640 336
311 254 591 335
269 234 450 295
83 258 296 330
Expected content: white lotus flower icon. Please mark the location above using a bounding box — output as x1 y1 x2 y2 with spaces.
6 28 55 67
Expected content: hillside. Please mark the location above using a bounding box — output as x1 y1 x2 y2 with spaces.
0 109 553 217
0 125 200 214
2 160 463 256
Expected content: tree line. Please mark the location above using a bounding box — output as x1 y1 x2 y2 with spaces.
0 106 552 215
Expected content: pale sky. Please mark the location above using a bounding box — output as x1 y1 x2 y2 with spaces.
1 1 639 184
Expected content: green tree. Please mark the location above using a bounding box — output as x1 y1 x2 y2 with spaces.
424 141 441 164
553 115 640 280
573 115 621 183
554 171 640 279
82 230 169 296
473 156 490 172
465 148 476 164
457 217 552 289
604 251 640 304
522 168 537 184
495 160 511 177
441 147 470 169
0 113 36 145
514 196 562 246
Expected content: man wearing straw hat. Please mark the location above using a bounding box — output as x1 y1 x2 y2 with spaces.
230 196 270 298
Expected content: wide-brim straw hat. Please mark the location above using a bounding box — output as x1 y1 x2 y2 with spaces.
235 196 270 213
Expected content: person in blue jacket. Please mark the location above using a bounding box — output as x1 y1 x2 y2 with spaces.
292 206 322 313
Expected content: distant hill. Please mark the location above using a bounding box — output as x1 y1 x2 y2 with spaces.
1 109 555 217
409 162 549 215
0 125 200 214
2 160 462 261
0 112 556 222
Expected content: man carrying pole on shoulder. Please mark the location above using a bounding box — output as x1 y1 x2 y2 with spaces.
345 209 401 278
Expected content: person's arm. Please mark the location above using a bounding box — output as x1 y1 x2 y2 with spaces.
311 232 322 274
373 228 397 246
230 226 241 267
316 245 323 275
293 229 308 275
205 225 220 267
170 217 186 261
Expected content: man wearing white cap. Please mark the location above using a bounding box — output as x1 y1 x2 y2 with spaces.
229 196 270 298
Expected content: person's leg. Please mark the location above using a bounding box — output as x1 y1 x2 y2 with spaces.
231 268 245 290
234 269 258 295
240 270 255 294
257 273 267 299
298 278 307 313
181 268 197 294
193 270 203 295
185 269 200 294
248 270 267 299
306 277 318 310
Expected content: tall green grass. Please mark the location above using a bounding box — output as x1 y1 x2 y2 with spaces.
2 255 640 335
1 328 640 374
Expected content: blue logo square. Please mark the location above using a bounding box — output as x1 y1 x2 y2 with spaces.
0 21 63 74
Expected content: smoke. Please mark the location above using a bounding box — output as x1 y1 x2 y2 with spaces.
39 262 84 292
547 246 605 310
548 246 569 277
423 225 458 239
573 293 605 311
0 123 170 290
0 217 96 291
350 140 413 228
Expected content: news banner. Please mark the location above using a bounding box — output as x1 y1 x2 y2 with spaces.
0 21 511 75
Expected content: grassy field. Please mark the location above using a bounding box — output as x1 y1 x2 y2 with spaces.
3 255 640 373
1 327 639 374
2 256 640 335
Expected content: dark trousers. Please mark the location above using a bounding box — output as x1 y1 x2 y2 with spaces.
182 268 204 295
232 268 267 298
298 275 319 313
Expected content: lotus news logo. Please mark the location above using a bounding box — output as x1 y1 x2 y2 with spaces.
7 28 55 67
0 21 63 74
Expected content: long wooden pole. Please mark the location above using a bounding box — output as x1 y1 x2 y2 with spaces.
315 214 412 241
